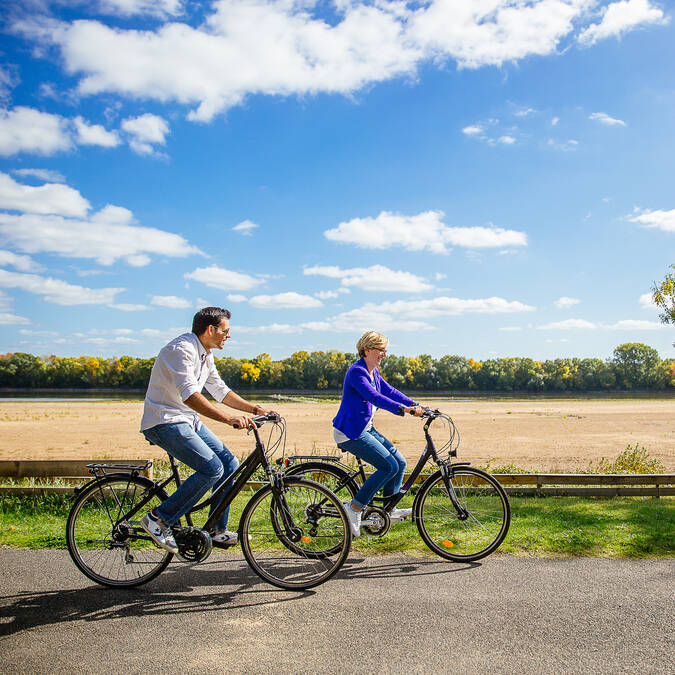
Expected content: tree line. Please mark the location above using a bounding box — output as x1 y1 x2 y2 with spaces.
0 343 673 392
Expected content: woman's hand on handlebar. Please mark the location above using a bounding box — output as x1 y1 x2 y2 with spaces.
404 405 425 417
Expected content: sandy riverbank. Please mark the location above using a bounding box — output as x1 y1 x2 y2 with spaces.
0 399 673 471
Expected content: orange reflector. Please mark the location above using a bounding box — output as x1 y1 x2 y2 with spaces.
442 540 454 548
300 536 312 543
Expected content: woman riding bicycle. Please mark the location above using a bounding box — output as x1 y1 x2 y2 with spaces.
333 331 424 537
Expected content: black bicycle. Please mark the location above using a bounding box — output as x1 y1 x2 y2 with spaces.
66 413 351 590
281 409 510 562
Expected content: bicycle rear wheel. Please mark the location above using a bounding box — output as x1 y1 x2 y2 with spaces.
66 474 172 587
415 466 510 562
284 461 359 504
239 477 351 590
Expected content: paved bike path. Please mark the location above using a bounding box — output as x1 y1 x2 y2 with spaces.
0 550 672 674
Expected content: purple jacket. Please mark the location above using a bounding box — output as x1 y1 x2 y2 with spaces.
332 358 417 440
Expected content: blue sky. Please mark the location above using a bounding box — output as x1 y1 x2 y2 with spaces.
0 0 673 362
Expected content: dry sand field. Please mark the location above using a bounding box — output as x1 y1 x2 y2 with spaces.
0 398 673 471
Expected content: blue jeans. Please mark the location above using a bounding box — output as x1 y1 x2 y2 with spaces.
142 422 239 531
338 427 406 509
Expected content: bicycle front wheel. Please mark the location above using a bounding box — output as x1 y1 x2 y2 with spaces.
239 477 351 590
415 466 510 562
66 474 172 587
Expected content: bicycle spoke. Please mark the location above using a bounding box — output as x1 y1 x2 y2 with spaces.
240 478 351 590
67 476 172 587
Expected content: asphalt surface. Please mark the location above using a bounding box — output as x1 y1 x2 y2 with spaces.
0 550 673 674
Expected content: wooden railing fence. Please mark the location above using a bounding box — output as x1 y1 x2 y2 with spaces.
0 460 673 497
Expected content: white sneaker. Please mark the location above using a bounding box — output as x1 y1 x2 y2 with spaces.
389 507 413 522
140 512 178 554
342 502 361 537
211 530 239 546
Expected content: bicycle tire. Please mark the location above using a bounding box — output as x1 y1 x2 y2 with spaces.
239 477 351 590
284 461 359 503
66 474 173 587
414 466 510 562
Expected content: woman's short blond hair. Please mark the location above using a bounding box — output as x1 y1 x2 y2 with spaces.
356 331 389 358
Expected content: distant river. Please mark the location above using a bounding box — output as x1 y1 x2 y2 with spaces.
0 389 672 402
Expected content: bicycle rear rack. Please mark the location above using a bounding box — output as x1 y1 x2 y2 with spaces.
86 461 153 478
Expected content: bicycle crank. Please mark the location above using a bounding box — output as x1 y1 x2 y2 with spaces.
361 505 390 538
174 527 213 563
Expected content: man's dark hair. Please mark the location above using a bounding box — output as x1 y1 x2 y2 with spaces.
192 307 231 335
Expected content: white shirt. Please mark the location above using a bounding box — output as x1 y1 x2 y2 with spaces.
140 332 231 432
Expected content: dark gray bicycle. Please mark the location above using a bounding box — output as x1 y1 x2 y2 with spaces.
66 413 351 590
281 408 510 562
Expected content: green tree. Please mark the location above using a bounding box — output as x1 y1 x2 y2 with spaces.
0 353 46 387
652 264 675 324
611 343 661 389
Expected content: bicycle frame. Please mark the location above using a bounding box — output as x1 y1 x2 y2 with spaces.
87 418 290 537
285 412 470 517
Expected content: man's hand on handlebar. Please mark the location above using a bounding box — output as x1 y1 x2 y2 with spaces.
230 415 256 430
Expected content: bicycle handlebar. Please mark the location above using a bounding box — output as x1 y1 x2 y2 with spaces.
232 412 281 429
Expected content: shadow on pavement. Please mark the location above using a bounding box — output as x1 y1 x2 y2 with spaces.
337 556 481 580
0 558 310 638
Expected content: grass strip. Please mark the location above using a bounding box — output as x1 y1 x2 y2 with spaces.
1 492 672 558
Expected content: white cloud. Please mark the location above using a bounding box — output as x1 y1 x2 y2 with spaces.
304 264 433 292
537 319 597 330
0 268 124 305
628 208 675 233
20 329 59 336
249 292 323 310
232 219 259 235
498 135 516 145
578 0 667 46
110 303 149 311
314 290 340 300
12 168 65 183
151 295 192 309
236 322 303 335
14 1 664 123
227 294 247 302
499 326 522 331
514 107 536 117
638 293 657 309
0 312 31 325
121 113 169 155
325 210 527 254
97 0 184 18
462 125 483 136
235 293 534 335
73 116 120 147
373 296 536 319
0 208 202 266
589 111 627 127
554 296 581 309
547 138 579 151
0 106 72 156
0 249 43 273
0 66 18 104
185 265 265 291
0 171 90 216
607 319 665 330
551 116 560 126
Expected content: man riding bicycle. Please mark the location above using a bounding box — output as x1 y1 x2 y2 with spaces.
139 306 273 553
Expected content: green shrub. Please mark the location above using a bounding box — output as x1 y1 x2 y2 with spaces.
581 444 665 474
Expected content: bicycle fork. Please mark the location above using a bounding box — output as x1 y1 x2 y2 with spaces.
439 463 469 521
271 474 305 542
